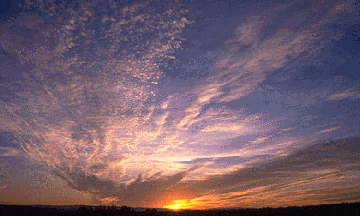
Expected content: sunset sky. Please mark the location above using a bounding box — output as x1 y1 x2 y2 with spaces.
0 0 359 209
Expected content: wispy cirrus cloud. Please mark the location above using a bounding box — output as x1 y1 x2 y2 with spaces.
316 126 341 134
327 86 360 101
250 136 270 144
0 0 194 199
1 0 359 208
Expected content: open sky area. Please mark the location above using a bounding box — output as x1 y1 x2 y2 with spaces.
0 0 359 210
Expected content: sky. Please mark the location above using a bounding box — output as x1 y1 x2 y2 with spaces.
0 0 359 210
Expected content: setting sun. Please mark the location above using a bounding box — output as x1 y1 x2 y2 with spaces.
163 200 190 210
171 205 180 210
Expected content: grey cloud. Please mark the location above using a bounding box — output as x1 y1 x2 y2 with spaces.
178 157 214 164
327 85 360 101
168 137 360 203
0 131 19 149
0 147 20 157
89 164 108 173
209 155 271 169
320 187 360 203
179 155 271 168
0 49 20 88
121 171 186 206
117 164 204 206
52 166 117 193
52 164 203 207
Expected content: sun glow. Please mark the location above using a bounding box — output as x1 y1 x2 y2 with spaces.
163 200 190 210
171 205 180 210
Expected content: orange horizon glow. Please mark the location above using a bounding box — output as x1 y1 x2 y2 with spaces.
163 200 192 210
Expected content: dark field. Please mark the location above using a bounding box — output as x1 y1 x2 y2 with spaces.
0 203 359 216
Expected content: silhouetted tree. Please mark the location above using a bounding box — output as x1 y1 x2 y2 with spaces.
119 205 132 216
143 208 158 216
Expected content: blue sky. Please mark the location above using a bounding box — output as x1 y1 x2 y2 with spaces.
0 0 359 209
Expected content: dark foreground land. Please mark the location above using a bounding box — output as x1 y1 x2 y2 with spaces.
0 203 359 216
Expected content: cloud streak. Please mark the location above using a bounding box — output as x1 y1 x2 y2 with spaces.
161 138 360 209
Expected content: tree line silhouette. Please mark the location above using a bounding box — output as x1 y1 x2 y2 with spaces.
0 202 359 216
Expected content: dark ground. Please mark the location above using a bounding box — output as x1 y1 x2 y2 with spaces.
0 202 359 216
